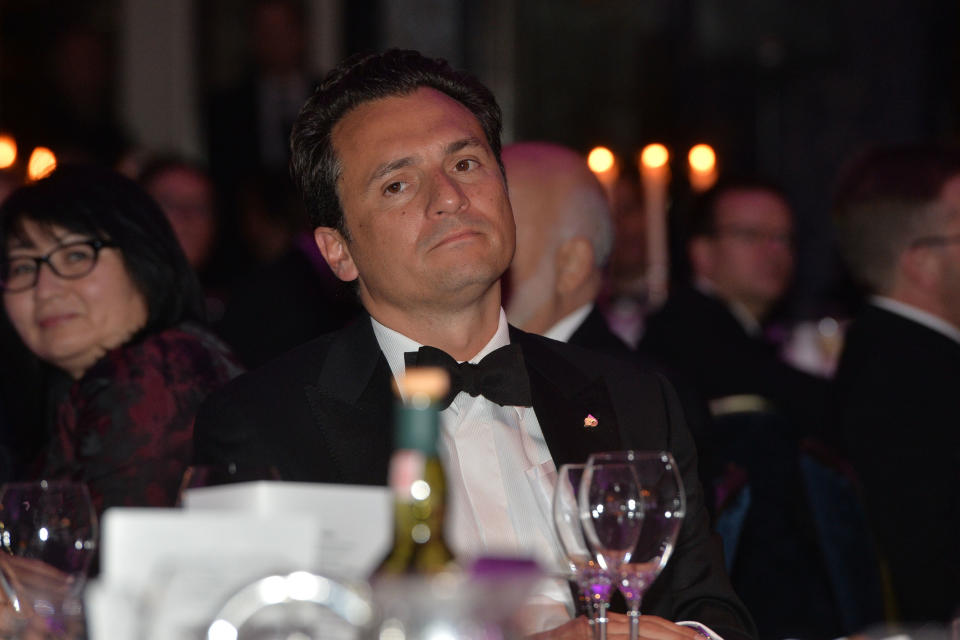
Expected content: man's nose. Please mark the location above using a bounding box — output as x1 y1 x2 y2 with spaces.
429 171 469 215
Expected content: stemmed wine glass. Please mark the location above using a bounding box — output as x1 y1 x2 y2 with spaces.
588 451 685 640
0 480 98 639
578 462 645 640
553 464 615 640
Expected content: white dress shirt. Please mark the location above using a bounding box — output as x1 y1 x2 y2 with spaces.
544 303 593 343
371 310 573 633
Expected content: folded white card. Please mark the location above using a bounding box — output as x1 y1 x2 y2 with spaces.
90 507 324 640
182 481 393 578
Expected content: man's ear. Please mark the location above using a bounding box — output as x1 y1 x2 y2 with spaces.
689 236 715 278
314 227 359 282
555 236 594 295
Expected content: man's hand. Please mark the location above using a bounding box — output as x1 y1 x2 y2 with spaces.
528 614 707 640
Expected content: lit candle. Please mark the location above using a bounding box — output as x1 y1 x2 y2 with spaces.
639 143 670 309
0 135 17 170
587 146 619 198
688 144 718 192
27 147 57 182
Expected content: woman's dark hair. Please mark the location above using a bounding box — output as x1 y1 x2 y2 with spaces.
290 49 504 236
0 164 206 333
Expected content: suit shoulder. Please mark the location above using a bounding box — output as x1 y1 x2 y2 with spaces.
203 331 339 405
514 328 665 387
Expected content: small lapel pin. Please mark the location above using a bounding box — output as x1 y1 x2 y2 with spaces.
583 414 599 428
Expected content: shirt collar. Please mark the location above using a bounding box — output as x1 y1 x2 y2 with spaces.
544 303 594 343
694 277 762 336
371 309 513 393
870 296 960 345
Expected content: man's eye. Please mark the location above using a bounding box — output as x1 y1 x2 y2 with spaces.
454 159 477 172
384 181 405 195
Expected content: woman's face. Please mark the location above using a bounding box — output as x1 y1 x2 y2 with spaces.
3 220 148 379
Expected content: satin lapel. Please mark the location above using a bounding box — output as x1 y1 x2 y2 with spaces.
304 316 394 485
511 327 623 468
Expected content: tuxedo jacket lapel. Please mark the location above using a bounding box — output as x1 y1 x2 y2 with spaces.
511 328 623 468
304 316 394 485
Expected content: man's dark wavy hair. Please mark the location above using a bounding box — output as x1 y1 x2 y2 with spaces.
0 164 206 335
290 49 504 237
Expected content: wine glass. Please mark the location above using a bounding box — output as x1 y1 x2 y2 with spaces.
553 464 614 640
0 480 98 639
578 462 644 640
589 451 685 640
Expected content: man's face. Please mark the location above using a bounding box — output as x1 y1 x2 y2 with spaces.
503 156 558 330
930 175 960 327
322 87 515 317
693 188 794 315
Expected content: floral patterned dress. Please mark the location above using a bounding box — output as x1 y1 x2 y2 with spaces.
42 323 243 515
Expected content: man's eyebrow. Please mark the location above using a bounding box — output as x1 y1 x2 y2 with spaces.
445 137 485 155
364 138 487 189
368 157 416 187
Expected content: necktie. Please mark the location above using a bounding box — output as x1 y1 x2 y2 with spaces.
403 344 533 409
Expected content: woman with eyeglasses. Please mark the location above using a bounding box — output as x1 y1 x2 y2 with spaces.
0 165 243 515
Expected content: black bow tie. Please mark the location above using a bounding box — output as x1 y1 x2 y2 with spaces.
403 344 533 409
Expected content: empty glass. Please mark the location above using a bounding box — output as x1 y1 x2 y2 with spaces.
588 451 685 640
0 480 98 639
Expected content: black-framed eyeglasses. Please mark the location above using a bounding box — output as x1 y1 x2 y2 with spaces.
1 239 115 293
910 233 960 249
713 225 794 246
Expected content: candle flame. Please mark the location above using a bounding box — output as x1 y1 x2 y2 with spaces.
587 147 616 174
0 135 17 169
688 144 716 173
27 147 57 181
640 144 669 170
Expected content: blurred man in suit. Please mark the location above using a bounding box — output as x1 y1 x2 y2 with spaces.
639 178 825 430
503 141 719 509
195 50 754 639
503 142 627 356
640 179 839 638
832 146 960 623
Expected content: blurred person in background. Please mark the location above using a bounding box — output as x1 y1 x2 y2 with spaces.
503 142 620 350
602 175 649 347
0 165 242 516
139 156 228 322
217 172 361 368
205 0 317 294
503 141 718 510
639 178 827 433
139 157 218 278
832 146 960 624
640 178 839 638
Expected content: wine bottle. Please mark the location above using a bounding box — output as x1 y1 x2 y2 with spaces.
375 367 456 575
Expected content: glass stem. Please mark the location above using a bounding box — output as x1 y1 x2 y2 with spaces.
627 606 641 640
595 601 608 640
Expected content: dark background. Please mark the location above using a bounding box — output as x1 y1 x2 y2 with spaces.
1 0 958 316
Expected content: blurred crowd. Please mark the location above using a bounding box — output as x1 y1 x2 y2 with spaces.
0 2 957 639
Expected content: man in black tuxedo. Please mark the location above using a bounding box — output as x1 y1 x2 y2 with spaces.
195 50 754 640
832 146 960 624
639 179 826 431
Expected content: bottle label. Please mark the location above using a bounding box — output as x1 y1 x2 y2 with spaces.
388 449 425 501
